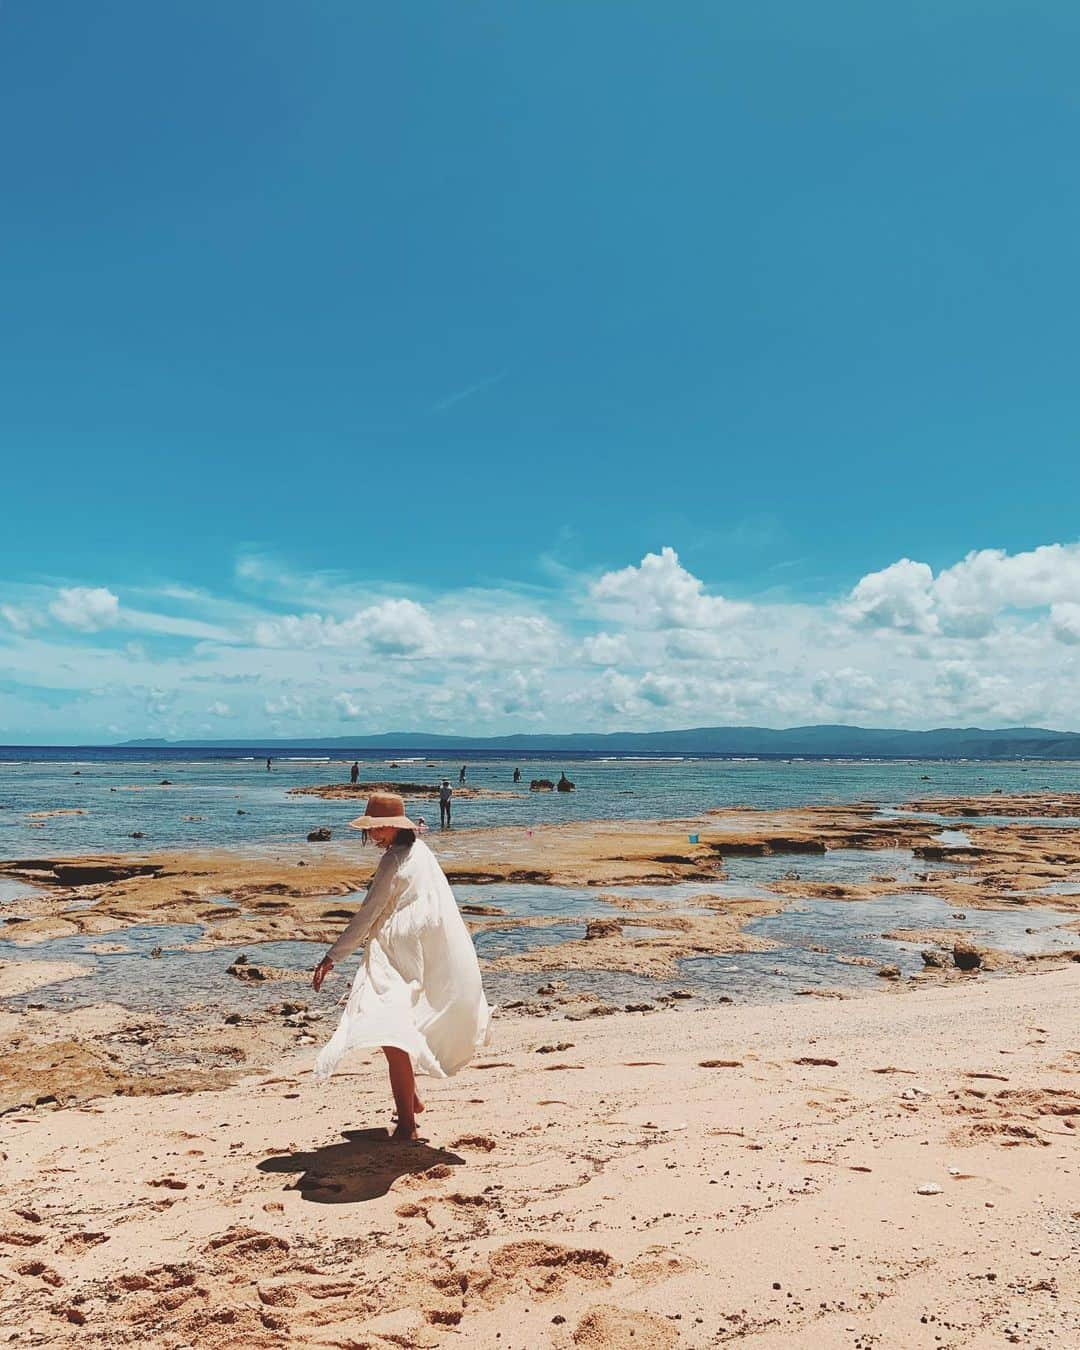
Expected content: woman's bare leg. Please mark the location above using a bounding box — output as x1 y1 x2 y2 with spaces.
382 1047 420 1139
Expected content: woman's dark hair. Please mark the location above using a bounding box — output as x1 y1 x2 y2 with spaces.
362 827 416 847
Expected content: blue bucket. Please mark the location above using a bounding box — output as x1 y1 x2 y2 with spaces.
688 833 699 844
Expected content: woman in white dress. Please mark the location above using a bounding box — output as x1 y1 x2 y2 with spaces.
311 792 491 1139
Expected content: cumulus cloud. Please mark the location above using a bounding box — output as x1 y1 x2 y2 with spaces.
254 598 436 655
842 544 1080 638
49 586 120 632
1049 602 1080 645
840 559 939 634
334 691 362 719
253 600 559 666
5 540 1080 738
590 547 749 630
582 632 631 665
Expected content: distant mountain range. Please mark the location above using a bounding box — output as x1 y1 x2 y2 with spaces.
117 725 1080 759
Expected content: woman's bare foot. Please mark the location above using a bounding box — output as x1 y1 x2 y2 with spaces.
413 1091 425 1115
391 1120 419 1141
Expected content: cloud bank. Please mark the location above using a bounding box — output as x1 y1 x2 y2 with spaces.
2 543 1079 741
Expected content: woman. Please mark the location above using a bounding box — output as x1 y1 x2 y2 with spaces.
311 792 490 1140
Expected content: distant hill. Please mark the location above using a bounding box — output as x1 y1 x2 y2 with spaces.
116 725 1080 759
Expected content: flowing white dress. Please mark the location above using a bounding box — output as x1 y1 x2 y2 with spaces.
314 838 491 1080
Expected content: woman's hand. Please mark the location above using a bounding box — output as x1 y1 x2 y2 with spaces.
312 956 334 992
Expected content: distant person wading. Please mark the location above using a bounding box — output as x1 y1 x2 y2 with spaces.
350 761 359 785
439 779 453 828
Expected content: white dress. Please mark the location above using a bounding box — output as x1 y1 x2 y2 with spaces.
314 838 491 1080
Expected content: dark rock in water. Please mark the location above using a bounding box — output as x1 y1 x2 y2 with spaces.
237 809 247 816
557 773 575 792
624 1003 655 1013
224 1012 243 1025
952 942 983 971
921 949 947 968
232 952 249 964
160 779 172 786
530 779 555 791
52 861 162 886
228 962 266 981
460 903 506 916
307 826 332 842
130 832 144 839
150 947 162 958
585 918 622 940
877 965 901 980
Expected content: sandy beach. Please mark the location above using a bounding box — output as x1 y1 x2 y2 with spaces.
2 793 1079 1346
0 968 1076 1347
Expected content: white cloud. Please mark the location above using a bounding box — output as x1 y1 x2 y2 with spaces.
5 540 1080 739
334 691 362 719
842 544 1080 638
590 547 749 630
49 586 120 632
582 632 631 665
841 559 939 634
1 603 33 633
1049 602 1080 645
264 693 305 717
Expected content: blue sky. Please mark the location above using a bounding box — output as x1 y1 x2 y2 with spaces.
1 3 1079 740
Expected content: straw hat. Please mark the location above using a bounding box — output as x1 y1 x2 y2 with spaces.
347 791 418 832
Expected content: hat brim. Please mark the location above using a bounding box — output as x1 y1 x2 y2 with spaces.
348 813 418 832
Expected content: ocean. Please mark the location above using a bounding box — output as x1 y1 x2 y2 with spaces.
1 747 1077 856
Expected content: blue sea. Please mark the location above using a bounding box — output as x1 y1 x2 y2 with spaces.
1 746 1077 856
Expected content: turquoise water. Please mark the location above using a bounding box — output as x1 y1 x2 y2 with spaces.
1 752 1078 856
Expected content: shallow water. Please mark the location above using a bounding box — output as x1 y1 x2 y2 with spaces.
3 752 1080 855
3 862 1074 1016
680 892 1076 1000
0 877 38 903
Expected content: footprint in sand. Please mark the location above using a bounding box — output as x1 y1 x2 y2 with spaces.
59 1231 109 1254
449 1134 497 1152
15 1260 64 1287
572 1303 678 1349
699 1059 743 1069
794 1056 839 1067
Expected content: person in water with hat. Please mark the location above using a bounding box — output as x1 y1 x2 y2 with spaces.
311 791 490 1140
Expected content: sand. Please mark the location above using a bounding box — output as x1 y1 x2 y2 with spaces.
2 794 1080 1345
0 969 1077 1347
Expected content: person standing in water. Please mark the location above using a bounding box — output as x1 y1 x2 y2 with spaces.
350 761 359 784
311 792 490 1140
458 764 467 785
513 766 521 784
266 757 272 772
439 779 453 828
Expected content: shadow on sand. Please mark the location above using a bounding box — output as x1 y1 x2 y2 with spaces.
257 1127 465 1204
